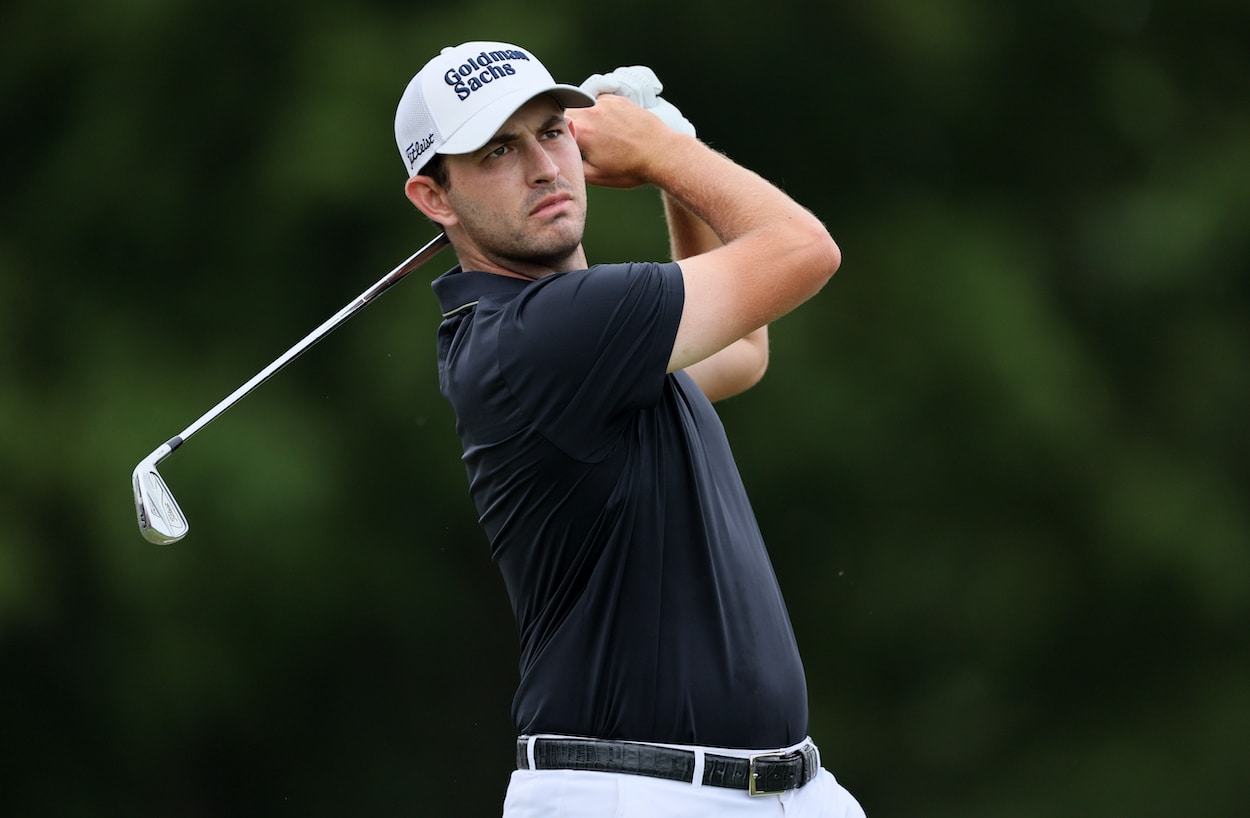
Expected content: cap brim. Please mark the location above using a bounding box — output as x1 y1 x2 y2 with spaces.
438 84 596 156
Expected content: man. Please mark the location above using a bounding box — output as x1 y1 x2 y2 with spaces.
395 41 864 817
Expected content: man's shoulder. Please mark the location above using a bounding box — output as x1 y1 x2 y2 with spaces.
435 261 680 309
502 262 682 335
522 261 682 303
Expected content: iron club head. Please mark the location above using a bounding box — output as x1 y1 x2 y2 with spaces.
132 443 188 544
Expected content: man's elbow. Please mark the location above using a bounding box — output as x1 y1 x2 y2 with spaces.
721 333 769 400
739 355 768 396
810 226 841 284
750 336 770 386
789 221 841 296
824 234 842 279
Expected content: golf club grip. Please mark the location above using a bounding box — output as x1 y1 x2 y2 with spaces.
174 233 449 444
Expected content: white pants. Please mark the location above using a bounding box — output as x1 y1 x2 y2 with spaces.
503 739 866 818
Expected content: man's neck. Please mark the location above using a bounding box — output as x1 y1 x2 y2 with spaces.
453 246 589 281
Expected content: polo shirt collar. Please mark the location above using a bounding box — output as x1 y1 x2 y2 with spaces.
431 266 530 319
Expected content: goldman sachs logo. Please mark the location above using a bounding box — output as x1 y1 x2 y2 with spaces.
444 48 533 101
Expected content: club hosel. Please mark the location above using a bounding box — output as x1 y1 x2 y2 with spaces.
147 436 183 466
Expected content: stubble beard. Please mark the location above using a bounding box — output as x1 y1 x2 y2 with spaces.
452 185 586 273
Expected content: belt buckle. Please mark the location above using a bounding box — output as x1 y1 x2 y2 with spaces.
747 750 788 797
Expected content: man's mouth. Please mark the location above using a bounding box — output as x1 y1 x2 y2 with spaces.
530 192 574 219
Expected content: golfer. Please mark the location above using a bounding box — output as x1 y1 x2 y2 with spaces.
395 41 865 817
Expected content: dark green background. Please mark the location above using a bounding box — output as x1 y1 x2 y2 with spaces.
3 0 1248 815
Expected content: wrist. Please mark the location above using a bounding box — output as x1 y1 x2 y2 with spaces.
637 131 705 187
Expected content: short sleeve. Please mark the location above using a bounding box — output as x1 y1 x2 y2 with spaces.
496 262 684 461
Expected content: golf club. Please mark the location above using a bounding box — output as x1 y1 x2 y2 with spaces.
132 232 450 544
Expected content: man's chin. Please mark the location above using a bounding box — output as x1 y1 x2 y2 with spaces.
515 228 585 270
464 220 586 273
519 243 584 272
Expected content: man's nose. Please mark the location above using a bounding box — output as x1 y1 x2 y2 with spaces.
524 141 560 186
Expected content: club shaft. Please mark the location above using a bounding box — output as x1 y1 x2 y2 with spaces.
170 232 449 453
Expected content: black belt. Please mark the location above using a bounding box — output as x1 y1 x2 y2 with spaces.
516 736 819 796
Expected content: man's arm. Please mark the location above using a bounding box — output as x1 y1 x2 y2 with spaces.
663 193 769 402
571 95 839 376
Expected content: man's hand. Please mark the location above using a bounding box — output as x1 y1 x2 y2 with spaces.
579 66 697 137
568 94 690 189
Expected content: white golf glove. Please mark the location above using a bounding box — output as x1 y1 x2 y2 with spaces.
580 65 697 137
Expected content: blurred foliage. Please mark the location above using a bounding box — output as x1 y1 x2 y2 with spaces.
2 0 1248 815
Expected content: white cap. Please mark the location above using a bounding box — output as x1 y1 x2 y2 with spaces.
395 42 596 178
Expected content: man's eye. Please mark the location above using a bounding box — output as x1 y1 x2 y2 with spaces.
488 145 509 159
542 129 563 140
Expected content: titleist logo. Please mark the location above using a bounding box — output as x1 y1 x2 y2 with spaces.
406 132 436 169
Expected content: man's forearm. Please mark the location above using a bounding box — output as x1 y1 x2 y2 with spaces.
663 191 720 260
663 192 769 401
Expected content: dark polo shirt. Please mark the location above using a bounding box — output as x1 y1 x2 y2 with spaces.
431 261 808 749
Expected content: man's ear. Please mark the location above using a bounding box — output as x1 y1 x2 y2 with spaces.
405 175 457 227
